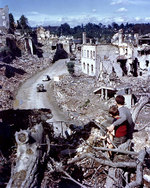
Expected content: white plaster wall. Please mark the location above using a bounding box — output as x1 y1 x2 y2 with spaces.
126 58 133 73
45 31 50 38
81 45 96 76
138 55 150 69
111 33 119 45
124 94 132 109
63 43 70 54
102 60 113 74
0 6 9 29
97 44 119 77
133 47 138 58
118 33 123 46
113 62 123 77
28 39 33 55
119 46 128 56
127 45 133 58
81 44 122 78
81 57 96 76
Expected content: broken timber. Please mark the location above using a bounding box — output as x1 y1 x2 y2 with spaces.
6 123 44 188
132 94 150 123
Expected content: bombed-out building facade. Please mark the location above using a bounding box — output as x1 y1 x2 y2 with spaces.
81 29 150 79
0 5 9 33
36 26 82 59
81 30 150 108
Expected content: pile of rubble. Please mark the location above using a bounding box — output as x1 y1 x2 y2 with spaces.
0 54 51 110
52 63 150 154
52 73 115 125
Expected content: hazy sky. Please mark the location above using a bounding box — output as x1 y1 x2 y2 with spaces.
0 0 150 27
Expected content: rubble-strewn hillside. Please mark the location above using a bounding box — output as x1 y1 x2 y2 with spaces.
52 73 110 124
0 54 51 111
53 62 149 121
52 62 150 152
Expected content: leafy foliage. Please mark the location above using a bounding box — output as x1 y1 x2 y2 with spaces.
18 15 32 35
66 61 75 76
8 13 150 41
9 13 15 33
43 22 150 43
19 15 28 29
57 23 71 36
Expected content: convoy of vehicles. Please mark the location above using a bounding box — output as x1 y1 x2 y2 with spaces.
36 75 51 92
42 75 51 81
36 83 45 92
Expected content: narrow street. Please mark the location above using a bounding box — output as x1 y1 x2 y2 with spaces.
13 59 69 124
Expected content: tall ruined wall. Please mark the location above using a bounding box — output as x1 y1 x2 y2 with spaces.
96 44 123 78
0 5 9 30
97 44 118 61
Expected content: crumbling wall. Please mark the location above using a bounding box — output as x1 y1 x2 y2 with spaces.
111 30 150 77
0 5 9 31
97 44 123 79
0 54 51 111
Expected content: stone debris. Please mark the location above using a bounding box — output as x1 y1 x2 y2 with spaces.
0 54 51 110
52 61 150 153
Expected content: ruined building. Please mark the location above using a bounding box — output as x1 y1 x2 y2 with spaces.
0 5 9 33
81 29 150 79
36 26 81 57
81 30 150 108
36 27 72 54
81 32 122 79
111 29 150 77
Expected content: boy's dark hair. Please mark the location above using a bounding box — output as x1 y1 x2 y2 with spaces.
109 105 119 117
115 95 125 105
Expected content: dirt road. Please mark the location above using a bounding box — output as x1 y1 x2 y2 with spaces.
13 59 69 123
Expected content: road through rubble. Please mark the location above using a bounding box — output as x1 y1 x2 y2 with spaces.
13 59 69 123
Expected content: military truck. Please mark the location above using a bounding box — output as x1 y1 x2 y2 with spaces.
36 83 45 92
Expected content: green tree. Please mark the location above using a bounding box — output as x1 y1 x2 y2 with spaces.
66 61 75 76
72 25 83 38
19 15 28 29
9 13 15 33
112 22 119 31
120 23 125 30
19 15 31 34
58 23 71 36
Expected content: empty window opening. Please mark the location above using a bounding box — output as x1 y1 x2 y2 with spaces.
146 60 149 67
83 62 85 69
91 65 94 72
87 50 89 58
117 59 127 76
87 64 89 74
93 51 95 58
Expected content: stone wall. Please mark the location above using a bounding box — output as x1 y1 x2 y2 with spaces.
0 5 9 31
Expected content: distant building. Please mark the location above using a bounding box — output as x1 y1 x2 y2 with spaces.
81 43 119 78
0 5 9 32
112 29 150 76
81 30 150 79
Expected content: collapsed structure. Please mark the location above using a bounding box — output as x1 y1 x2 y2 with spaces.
36 26 81 59
81 29 150 108
81 29 150 78
0 5 9 34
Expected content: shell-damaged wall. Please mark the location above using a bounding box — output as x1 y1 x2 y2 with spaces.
0 5 9 31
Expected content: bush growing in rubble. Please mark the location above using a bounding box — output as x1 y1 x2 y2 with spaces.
66 61 75 76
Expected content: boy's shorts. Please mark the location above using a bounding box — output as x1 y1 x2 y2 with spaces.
113 136 127 147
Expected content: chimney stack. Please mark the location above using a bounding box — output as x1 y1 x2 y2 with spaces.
82 32 86 44
90 39 92 44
